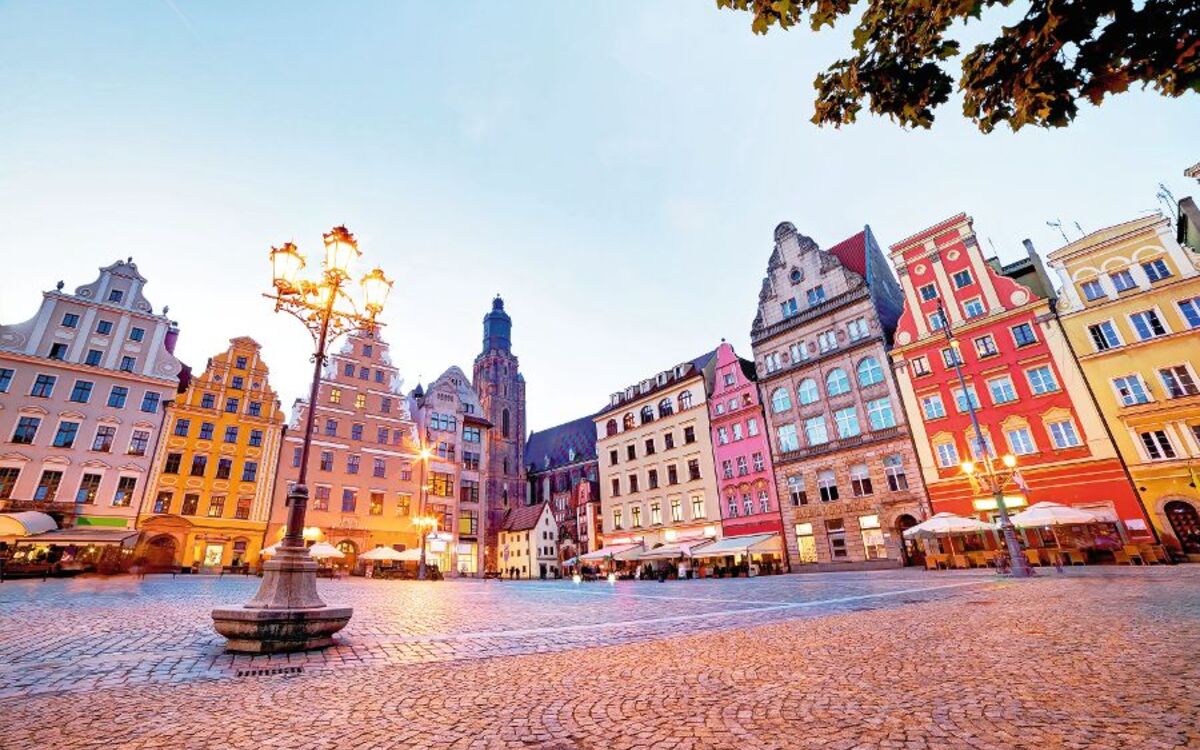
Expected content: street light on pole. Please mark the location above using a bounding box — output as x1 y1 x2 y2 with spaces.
212 225 394 652
935 301 1033 578
415 443 433 580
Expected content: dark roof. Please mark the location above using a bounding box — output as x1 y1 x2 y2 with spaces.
827 230 867 278
501 503 548 532
525 413 599 473
596 348 719 418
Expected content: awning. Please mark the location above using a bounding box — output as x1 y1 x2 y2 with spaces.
636 539 714 560
691 533 782 558
19 527 138 546
578 543 643 562
0 511 58 538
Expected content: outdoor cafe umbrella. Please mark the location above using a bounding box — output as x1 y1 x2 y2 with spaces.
359 546 405 562
307 541 345 559
902 512 997 539
1009 502 1100 528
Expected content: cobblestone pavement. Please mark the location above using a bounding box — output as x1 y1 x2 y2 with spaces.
2 566 1197 748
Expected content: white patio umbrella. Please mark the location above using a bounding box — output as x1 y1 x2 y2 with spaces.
359 546 405 562
902 512 997 539
1009 502 1100 528
261 542 281 556
308 541 345 559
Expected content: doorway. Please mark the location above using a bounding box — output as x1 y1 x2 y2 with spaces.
895 514 924 567
1165 500 1200 556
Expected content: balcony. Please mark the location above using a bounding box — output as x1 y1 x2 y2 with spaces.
775 426 904 464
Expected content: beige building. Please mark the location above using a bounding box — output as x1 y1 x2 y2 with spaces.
594 352 722 552
0 260 182 540
497 501 557 578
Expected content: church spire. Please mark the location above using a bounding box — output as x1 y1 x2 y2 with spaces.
481 294 512 354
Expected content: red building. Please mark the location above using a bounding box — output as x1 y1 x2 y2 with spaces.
887 214 1152 537
705 341 785 541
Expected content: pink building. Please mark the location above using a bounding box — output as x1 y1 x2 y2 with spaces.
706 341 785 542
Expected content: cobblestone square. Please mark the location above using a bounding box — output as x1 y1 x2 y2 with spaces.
1 567 1197 749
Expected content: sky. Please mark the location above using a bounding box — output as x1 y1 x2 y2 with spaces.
1 1 1196 433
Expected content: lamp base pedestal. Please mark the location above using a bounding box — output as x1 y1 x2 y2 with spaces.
211 546 352 654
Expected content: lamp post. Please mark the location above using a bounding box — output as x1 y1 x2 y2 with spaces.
212 226 394 652
935 302 1032 578
414 513 438 580
415 443 434 579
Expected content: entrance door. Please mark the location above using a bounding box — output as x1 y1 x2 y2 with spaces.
1166 501 1200 555
895 514 924 567
145 535 178 568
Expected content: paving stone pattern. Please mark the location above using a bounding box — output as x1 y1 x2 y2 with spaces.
1 567 1197 749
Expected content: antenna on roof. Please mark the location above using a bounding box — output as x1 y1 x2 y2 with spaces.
1157 183 1179 220
986 238 997 256
1046 220 1069 244
1073 221 1085 238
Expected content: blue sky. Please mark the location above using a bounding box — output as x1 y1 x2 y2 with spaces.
1 1 1196 432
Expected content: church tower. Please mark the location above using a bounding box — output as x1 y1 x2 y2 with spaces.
473 296 527 567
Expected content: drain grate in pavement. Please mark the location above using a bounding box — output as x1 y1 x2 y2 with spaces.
236 666 304 678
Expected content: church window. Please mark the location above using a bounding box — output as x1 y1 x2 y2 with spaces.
502 409 511 438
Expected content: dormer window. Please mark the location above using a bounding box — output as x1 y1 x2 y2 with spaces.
107 289 125 303
780 297 799 318
790 268 803 284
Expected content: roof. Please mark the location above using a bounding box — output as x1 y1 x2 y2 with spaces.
501 503 549 532
526 413 599 473
826 230 867 278
596 348 719 417
19 527 139 546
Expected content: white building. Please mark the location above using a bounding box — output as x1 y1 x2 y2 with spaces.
498 502 557 578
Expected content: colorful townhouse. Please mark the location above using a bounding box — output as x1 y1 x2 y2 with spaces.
265 330 424 571
1046 212 1200 559
887 213 1152 539
751 223 929 569
594 351 722 558
705 340 785 548
410 365 493 576
497 501 557 578
525 413 601 563
135 337 285 570
0 260 183 543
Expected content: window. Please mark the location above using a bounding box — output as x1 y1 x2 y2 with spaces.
921 394 946 419
108 475 136 507
324 419 338 437
13 416 41 444
746 419 758 437
644 437 657 456
847 318 869 341
752 451 765 472
129 327 145 342
180 493 200 515
928 310 947 331
173 418 191 437
31 374 56 398
369 492 384 516
735 456 749 476
963 298 985 318
358 367 369 381
691 495 705 518
826 368 850 396
248 429 263 447
216 458 232 480
678 391 693 410
1110 269 1137 292
797 378 819 405
1160 366 1199 398
223 397 239 413
941 347 961 368
48 343 68 360
967 431 994 460
952 269 973 288
342 488 357 513
52 421 79 448
630 505 642 528
234 355 248 369
350 423 364 441
817 470 839 502
640 405 656 424
786 475 807 506
772 423 798 453
671 497 683 522
128 429 149 456
667 464 678 485
732 422 744 441
432 472 455 497
460 479 480 503
164 452 182 474
1130 310 1168 340
687 459 701 481
934 440 959 468
860 515 886 559
1006 427 1036 455
320 451 333 471
201 393 215 409
988 376 1017 404
107 386 129 408
190 454 208 476
780 297 799 318
609 449 619 466
1048 419 1082 448
867 398 896 429
396 493 412 516
883 455 908 491
911 356 931 376
96 320 113 335
207 496 226 517
973 335 998 358
650 502 662 525
0 368 12 393
241 461 258 482
247 401 261 417
952 386 980 413
610 478 621 498
849 464 873 496
235 497 252 520
919 283 938 301
857 357 884 387
347 455 360 474
806 286 826 306
1011 323 1037 347
612 508 623 529
1088 321 1122 351
92 425 116 452
804 416 829 446
1140 431 1176 460
152 490 172 513
1026 366 1059 395
373 457 386 478
762 352 781 374
108 289 124 303
224 426 239 444
33 470 63 501
817 330 838 353
626 444 637 462
1113 375 1151 406
62 312 80 328
628 474 640 493
1142 258 1172 282
1177 297 1200 329
834 407 860 438
83 349 102 367
120 356 135 372
313 486 330 511
0 466 18 500
199 422 214 440
1081 279 1106 301
771 387 792 413
683 426 696 444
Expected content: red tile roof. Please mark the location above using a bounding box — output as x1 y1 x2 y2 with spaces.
502 503 548 532
827 230 867 278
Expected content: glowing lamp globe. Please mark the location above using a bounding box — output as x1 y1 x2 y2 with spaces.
1002 454 1017 468
961 460 976 475
361 267 393 315
322 225 360 277
270 243 305 293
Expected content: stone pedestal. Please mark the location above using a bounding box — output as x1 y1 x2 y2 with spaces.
211 546 352 653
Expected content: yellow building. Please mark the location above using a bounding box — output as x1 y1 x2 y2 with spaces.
1047 213 1200 559
136 337 284 570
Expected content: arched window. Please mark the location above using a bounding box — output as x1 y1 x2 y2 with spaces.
502 409 510 438
857 357 884 387
678 390 693 410
826 368 850 396
797 378 819 405
503 457 510 475
606 419 618 437
640 405 656 424
658 398 674 417
622 412 636 430
770 387 792 413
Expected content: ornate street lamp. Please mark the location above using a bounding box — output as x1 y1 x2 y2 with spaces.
413 513 438 581
936 301 1032 577
414 443 434 580
212 225 393 652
